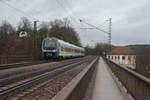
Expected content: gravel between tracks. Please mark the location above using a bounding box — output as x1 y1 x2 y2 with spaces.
7 62 90 100
0 58 87 79
0 62 57 79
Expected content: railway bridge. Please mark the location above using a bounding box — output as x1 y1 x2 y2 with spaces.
0 56 149 100
52 57 150 100
96 57 150 100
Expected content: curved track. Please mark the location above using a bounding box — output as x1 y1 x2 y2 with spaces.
0 56 95 100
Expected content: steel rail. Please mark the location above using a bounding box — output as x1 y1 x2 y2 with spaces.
0 57 92 86
0 60 49 70
0 57 93 86
0 57 89 70
0 57 95 100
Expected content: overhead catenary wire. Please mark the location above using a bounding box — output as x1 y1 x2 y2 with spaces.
55 0 80 28
79 18 112 47
0 0 80 28
62 0 78 19
81 20 108 30
97 21 108 28
63 0 83 29
18 0 40 17
79 19 109 34
0 0 36 20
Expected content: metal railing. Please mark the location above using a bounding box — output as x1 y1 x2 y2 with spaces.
104 58 150 100
0 56 33 65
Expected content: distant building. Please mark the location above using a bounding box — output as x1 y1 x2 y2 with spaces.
19 31 28 37
106 47 136 69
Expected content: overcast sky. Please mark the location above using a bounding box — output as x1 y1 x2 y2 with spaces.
0 0 150 46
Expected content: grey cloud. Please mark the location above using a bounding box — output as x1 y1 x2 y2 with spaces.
0 0 150 46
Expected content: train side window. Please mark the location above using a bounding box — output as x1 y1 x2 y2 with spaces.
66 47 68 52
68 48 70 52
68 48 71 52
76 49 78 53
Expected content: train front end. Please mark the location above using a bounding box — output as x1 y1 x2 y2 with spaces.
42 38 58 59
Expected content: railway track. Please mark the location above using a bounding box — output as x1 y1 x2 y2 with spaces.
0 57 91 86
0 60 49 70
0 56 95 100
0 57 88 70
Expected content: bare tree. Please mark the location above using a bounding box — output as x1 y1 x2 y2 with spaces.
0 20 16 55
17 17 33 56
49 19 81 46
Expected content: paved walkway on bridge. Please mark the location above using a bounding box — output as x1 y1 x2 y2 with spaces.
92 57 125 100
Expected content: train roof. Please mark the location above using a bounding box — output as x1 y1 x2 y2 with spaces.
43 37 84 51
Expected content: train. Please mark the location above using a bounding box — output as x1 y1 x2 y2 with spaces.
41 37 85 59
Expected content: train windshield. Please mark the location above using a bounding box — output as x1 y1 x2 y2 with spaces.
43 39 56 50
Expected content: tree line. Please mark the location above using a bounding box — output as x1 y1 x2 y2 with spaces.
0 16 114 61
85 43 114 56
0 17 81 59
